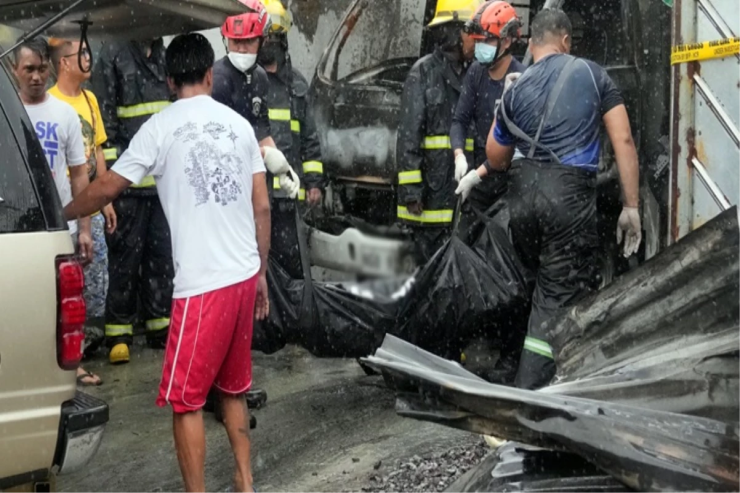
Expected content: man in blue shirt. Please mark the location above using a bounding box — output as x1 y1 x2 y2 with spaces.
456 8 642 389
450 0 526 245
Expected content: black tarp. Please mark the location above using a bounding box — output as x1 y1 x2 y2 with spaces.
394 204 532 357
253 202 532 359
251 257 404 357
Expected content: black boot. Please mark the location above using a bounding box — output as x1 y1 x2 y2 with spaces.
213 395 258 429
207 388 267 412
246 388 268 409
146 332 168 350
484 356 519 385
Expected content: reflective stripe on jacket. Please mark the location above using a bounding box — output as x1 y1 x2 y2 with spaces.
396 49 474 226
92 39 171 194
266 64 325 200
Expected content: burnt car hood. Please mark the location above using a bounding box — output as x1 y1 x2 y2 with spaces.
362 207 740 492
0 0 250 40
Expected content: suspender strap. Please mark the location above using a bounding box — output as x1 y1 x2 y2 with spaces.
500 56 579 164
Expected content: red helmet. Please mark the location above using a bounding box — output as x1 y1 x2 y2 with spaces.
221 0 272 40
467 1 521 40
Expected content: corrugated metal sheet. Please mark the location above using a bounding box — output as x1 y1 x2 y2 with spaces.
362 208 740 492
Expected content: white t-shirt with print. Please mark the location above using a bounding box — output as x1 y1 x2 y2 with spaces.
112 94 266 299
24 94 86 234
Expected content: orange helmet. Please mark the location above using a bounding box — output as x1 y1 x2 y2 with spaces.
466 1 521 40
221 0 272 40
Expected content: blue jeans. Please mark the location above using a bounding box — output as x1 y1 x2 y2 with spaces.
76 214 108 352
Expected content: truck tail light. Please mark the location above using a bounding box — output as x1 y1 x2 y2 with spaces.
56 256 86 370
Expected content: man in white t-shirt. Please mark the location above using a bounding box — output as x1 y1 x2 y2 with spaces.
13 37 103 387
13 37 92 257
64 33 278 493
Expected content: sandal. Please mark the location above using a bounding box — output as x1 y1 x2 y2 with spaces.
76 371 103 387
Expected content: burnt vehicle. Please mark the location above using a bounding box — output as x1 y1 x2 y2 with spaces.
309 0 673 281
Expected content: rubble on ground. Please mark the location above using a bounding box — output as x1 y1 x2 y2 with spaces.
360 437 489 493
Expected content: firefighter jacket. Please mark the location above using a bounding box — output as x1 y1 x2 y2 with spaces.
396 48 474 227
212 57 272 142
93 39 172 196
265 63 325 201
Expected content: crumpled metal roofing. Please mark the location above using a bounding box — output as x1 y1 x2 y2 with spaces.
362 208 740 492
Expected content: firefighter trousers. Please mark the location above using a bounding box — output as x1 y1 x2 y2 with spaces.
507 160 599 390
271 198 304 280
105 194 174 347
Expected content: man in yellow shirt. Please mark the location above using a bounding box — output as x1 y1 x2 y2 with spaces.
49 39 117 385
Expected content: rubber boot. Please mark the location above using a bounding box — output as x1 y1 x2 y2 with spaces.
146 332 168 350
109 343 130 365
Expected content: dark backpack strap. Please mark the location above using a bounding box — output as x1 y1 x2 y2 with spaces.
500 56 579 164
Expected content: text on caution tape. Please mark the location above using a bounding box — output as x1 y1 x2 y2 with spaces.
671 37 739 65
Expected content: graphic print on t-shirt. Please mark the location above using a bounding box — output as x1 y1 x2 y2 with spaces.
34 120 60 176
176 121 246 207
78 115 97 179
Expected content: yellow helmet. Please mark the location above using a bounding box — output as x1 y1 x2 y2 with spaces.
428 0 482 27
261 0 293 34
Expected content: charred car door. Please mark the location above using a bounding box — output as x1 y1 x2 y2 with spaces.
310 0 432 188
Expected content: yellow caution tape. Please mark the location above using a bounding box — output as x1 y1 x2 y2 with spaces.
671 37 739 65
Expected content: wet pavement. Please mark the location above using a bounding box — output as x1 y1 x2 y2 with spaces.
60 343 471 492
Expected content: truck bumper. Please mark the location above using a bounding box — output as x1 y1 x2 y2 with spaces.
53 391 109 475
309 227 415 278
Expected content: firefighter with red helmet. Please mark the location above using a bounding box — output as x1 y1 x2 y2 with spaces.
209 0 301 415
213 0 300 195
451 0 525 245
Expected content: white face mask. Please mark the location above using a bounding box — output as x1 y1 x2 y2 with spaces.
228 52 257 72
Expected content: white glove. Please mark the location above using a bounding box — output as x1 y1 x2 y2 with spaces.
504 72 522 92
454 170 482 202
279 167 301 200
262 146 291 175
616 206 642 257
454 153 468 182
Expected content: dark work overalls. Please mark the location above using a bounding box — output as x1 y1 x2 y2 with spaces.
497 55 604 389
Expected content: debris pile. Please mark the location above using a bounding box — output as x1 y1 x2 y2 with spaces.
362 438 488 493
254 202 531 359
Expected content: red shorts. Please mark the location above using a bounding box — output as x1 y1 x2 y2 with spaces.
156 275 258 414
